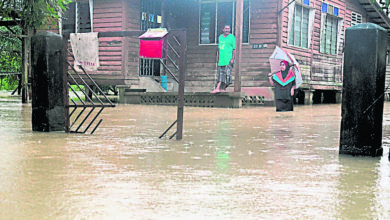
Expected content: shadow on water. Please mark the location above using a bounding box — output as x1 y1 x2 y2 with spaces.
336 153 389 219
0 99 390 219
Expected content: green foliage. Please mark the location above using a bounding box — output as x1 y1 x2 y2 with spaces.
0 26 22 71
69 96 85 103
70 85 85 92
0 75 18 91
0 1 72 91
0 0 73 30
0 25 21 91
375 0 390 7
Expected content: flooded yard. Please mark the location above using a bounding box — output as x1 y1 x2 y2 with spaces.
1 98 390 219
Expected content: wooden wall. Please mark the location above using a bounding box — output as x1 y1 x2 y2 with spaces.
279 0 345 88
92 0 126 85
169 0 280 92
124 0 141 86
240 0 279 88
164 0 358 92
279 0 387 90
65 0 128 86
104 0 389 93
182 0 217 92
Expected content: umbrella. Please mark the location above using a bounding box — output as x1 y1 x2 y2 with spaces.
269 46 303 88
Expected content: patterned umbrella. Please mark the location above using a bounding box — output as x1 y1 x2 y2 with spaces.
269 46 303 88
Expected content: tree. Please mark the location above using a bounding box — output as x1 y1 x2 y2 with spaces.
374 0 390 8
0 0 72 31
0 25 22 90
0 0 72 92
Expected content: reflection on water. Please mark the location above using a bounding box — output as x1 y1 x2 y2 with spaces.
215 120 232 174
1 99 390 219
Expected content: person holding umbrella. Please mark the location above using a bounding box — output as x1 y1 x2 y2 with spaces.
268 60 296 112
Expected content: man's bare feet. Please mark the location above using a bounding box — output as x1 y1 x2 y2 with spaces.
210 89 220 94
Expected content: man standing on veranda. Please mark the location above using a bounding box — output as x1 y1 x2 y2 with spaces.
211 24 236 93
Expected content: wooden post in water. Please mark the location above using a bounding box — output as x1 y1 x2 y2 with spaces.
31 32 65 132
339 23 387 156
176 30 187 140
21 29 29 103
233 0 243 92
62 34 70 133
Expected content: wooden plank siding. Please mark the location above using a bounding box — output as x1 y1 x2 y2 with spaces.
183 0 218 91
89 0 127 85
120 0 390 92
240 0 279 88
279 0 342 87
63 0 132 86
59 0 390 94
279 0 390 90
172 0 280 92
124 0 142 86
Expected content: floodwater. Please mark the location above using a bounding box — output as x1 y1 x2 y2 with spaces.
1 97 390 219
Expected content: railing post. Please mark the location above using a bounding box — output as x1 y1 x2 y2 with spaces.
63 34 70 133
21 28 29 103
176 30 187 140
234 0 243 92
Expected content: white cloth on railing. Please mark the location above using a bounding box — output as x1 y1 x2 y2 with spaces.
70 32 100 71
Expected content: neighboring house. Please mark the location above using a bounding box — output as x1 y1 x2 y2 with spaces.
61 0 390 104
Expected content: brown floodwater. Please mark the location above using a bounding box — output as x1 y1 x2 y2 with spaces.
1 97 390 219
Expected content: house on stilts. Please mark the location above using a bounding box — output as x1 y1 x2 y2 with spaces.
60 0 390 106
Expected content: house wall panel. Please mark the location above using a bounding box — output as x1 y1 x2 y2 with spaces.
82 0 127 85
174 0 280 92
56 0 390 94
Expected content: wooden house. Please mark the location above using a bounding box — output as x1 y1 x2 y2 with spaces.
61 0 390 104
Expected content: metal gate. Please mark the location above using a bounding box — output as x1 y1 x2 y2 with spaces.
62 29 186 138
63 36 115 134
158 30 186 140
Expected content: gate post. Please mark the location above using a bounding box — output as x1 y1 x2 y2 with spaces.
31 32 65 132
176 30 187 140
339 23 387 156
63 34 70 133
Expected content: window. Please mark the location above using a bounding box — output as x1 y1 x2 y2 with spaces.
321 15 338 54
288 0 315 49
351 12 362 26
320 3 342 55
199 0 250 44
289 4 310 48
76 1 92 33
62 0 93 33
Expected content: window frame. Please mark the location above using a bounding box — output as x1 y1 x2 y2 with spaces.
75 0 94 33
198 0 250 45
320 3 343 55
320 13 343 55
288 3 312 49
287 1 316 50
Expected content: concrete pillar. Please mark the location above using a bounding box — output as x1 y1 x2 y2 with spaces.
31 32 65 132
304 90 313 105
339 23 387 156
335 91 342 104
